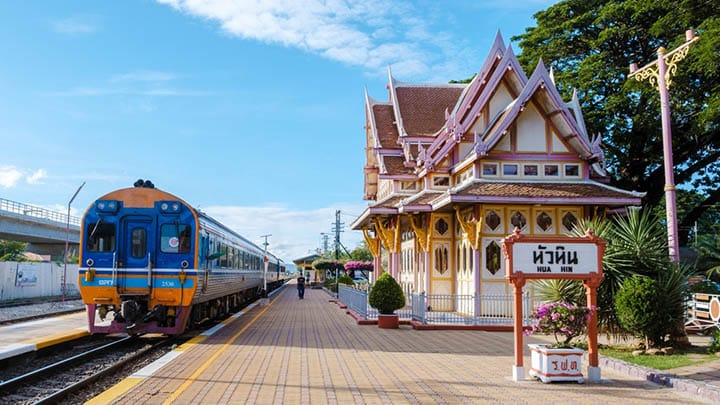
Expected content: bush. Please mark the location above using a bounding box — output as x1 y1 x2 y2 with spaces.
368 272 405 315
338 274 354 285
709 328 720 354
615 276 666 348
526 302 593 348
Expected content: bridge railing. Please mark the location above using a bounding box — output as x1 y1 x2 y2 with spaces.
0 198 81 227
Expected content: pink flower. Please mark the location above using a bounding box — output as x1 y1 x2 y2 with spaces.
527 302 593 347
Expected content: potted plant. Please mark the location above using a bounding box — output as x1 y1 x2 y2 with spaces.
525 301 593 383
368 272 405 328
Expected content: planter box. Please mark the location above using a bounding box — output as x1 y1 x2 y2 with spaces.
528 343 584 383
377 314 399 329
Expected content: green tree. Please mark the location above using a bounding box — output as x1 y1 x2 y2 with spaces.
694 235 720 280
513 0 720 246
349 242 373 262
0 240 27 261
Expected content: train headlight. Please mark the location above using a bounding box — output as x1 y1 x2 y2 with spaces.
159 201 182 214
96 200 119 214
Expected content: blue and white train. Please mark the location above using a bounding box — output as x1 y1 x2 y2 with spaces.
78 180 285 335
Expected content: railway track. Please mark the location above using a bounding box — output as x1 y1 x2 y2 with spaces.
0 335 176 404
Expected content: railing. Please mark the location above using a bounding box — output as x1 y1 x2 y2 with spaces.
0 198 80 226
338 286 538 326
339 285 369 318
685 292 720 334
412 293 535 325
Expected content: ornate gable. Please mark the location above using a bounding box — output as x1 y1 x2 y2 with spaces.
478 59 593 160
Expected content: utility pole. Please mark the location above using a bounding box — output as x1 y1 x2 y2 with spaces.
320 232 330 256
260 234 271 296
332 210 344 296
629 29 699 262
332 210 344 260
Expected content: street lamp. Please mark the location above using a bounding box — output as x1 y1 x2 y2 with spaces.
629 29 699 262
63 181 85 306
260 234 271 296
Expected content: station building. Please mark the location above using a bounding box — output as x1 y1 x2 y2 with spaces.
351 33 644 303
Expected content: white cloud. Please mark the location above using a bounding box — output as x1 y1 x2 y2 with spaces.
52 17 97 34
203 203 367 262
110 71 179 83
26 169 47 185
155 0 464 79
0 166 48 188
48 71 212 98
0 166 23 188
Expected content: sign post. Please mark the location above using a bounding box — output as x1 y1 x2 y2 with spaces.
502 228 605 382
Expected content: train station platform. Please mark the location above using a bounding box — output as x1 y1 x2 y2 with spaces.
86 282 705 404
0 311 89 360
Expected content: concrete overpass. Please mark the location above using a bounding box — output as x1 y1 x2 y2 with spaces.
0 198 80 258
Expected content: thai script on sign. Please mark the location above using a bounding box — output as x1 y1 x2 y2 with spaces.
552 358 579 372
532 245 578 266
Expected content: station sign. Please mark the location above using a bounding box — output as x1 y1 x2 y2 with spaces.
511 242 598 275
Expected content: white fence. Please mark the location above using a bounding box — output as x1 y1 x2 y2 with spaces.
338 285 538 326
0 261 79 301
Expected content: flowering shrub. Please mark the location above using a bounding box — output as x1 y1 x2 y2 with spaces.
526 302 593 348
312 259 344 271
344 261 374 271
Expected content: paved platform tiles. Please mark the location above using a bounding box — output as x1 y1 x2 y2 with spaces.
87 285 710 405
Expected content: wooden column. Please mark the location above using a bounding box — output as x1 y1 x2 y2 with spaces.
508 273 526 381
584 272 603 382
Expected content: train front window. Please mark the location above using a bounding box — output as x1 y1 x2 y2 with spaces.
86 222 116 252
131 228 147 258
161 223 192 253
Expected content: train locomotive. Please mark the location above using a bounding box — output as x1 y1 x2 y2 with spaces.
78 180 285 335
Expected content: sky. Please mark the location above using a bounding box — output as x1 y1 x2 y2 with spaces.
0 0 559 265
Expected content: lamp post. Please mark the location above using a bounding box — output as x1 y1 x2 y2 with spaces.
63 181 85 306
629 29 699 262
260 234 271 296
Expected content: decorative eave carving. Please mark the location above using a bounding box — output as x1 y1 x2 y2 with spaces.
362 227 381 257
408 213 430 252
454 206 481 250
374 216 400 253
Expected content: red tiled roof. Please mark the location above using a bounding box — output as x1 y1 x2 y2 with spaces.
372 104 399 148
395 86 463 136
371 195 406 209
382 156 414 176
412 192 443 205
451 182 642 201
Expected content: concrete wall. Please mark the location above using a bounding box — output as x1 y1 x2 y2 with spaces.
0 261 79 301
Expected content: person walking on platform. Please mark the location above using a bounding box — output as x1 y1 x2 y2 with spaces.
297 274 306 299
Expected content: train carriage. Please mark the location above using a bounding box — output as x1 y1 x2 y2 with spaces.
78 180 285 335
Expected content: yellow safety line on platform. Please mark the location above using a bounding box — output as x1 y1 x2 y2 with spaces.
33 330 89 349
162 293 280 405
86 377 144 405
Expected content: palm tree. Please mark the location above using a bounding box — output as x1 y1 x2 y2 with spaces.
536 209 678 337
694 235 720 280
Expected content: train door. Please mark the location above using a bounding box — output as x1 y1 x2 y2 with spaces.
119 215 155 293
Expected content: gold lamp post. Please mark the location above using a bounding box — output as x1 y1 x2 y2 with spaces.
629 29 699 262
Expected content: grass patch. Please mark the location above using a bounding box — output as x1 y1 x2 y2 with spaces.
599 345 718 370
